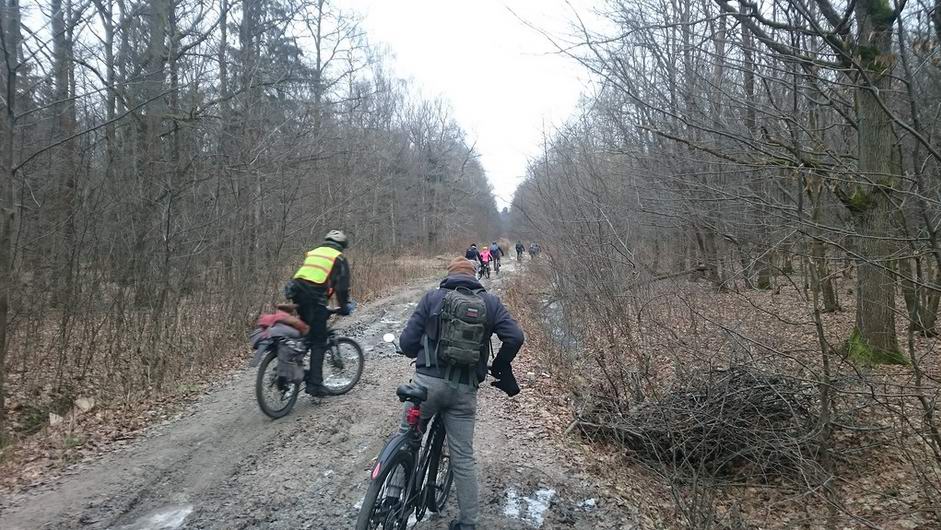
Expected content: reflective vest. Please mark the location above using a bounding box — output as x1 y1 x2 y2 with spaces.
294 246 341 285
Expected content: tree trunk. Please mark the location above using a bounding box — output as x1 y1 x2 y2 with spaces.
845 1 902 363
901 257 940 336
51 0 78 308
850 195 901 362
0 0 21 436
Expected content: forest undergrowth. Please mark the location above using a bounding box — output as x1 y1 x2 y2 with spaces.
504 262 941 530
0 254 442 491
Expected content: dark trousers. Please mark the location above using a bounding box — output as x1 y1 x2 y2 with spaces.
291 283 329 386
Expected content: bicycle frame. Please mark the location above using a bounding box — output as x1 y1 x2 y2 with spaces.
369 406 440 522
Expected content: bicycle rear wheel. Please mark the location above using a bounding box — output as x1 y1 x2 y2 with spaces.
323 337 364 395
355 450 414 530
255 349 299 419
424 416 453 513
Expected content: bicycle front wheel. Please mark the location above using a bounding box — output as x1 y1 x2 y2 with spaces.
323 337 364 395
424 417 453 513
255 349 299 419
355 450 415 530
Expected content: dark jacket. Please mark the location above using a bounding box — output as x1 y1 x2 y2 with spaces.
399 274 524 384
465 247 481 264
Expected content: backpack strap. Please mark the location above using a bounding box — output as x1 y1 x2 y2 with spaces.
421 334 433 367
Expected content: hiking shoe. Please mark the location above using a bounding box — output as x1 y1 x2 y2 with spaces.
449 520 476 530
305 383 329 397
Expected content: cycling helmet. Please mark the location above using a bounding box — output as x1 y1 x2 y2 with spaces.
325 230 348 249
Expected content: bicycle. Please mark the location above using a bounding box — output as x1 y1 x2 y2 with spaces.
255 307 364 419
477 261 490 280
493 257 501 276
355 334 453 530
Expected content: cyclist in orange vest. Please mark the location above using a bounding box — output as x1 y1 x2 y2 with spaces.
287 230 352 396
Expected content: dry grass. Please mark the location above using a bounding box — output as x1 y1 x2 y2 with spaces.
0 253 443 491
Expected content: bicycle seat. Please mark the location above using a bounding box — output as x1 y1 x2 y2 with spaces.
396 383 428 404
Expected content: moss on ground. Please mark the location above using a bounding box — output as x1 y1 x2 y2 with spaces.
846 328 908 365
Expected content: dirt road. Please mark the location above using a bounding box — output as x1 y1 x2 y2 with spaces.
0 261 634 529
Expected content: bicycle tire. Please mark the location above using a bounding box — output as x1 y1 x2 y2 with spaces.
255 349 299 419
424 416 453 513
323 337 364 395
355 450 415 530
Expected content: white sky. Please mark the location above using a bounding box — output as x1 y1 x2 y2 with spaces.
343 0 593 209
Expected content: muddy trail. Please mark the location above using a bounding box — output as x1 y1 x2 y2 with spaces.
0 261 633 530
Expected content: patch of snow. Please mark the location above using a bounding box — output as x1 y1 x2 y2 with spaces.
527 488 556 527
504 488 521 519
503 487 556 528
578 498 597 510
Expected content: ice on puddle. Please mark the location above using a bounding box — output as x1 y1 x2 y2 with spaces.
503 487 556 527
117 505 193 530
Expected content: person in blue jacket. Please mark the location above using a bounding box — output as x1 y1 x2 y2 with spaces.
398 257 524 530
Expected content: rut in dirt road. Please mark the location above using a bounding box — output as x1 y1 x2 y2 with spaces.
0 260 635 530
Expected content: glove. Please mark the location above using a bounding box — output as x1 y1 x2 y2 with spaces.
490 366 520 397
490 361 510 379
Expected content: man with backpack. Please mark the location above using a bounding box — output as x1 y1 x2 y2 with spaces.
398 257 524 530
515 240 525 260
489 241 503 274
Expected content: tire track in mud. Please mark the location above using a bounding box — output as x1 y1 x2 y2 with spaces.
0 263 636 530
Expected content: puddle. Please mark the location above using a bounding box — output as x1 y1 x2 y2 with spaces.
116 505 193 530
504 487 556 528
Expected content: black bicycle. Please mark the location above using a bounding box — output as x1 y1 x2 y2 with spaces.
355 337 453 529
477 261 490 280
255 308 364 419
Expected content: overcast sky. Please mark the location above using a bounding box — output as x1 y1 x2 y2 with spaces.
343 0 593 208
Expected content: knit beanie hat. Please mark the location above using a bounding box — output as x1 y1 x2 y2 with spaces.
447 257 477 277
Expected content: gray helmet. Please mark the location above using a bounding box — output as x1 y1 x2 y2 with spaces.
325 229 348 249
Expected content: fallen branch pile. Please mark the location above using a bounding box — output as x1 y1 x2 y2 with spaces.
575 366 823 482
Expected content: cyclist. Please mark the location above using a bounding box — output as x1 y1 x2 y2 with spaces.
398 257 524 530
479 245 492 278
465 243 482 270
286 230 353 396
489 241 503 269
515 240 525 260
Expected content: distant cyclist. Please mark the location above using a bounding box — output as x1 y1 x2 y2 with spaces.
465 243 482 265
479 246 492 279
515 240 524 261
489 241 503 274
